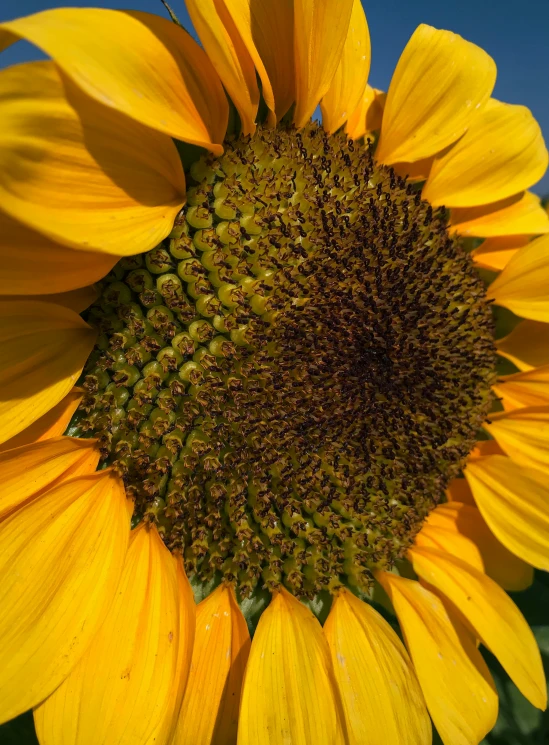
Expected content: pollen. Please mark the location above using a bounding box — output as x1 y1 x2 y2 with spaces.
78 123 496 597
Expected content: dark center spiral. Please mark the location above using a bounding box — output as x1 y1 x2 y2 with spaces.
77 122 496 597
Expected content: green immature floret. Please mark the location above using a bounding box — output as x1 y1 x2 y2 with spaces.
79 122 496 598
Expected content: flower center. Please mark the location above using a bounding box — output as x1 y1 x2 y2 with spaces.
78 122 496 597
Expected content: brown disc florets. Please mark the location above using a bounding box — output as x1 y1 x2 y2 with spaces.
77 122 496 597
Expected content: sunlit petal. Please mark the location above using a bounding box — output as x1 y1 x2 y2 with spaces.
465 454 549 572
423 99 548 208
238 587 344 745
0 61 186 256
321 0 371 135
377 571 498 745
0 8 227 149
410 546 546 709
493 365 549 410
185 0 258 135
0 299 95 444
0 436 99 518
377 25 496 165
488 234 549 321
324 588 431 745
0 471 129 723
0 210 116 295
472 236 529 272
174 583 250 745
34 525 191 745
425 503 533 591
293 0 354 127
450 192 549 238
496 320 549 371
345 85 386 141
219 0 295 125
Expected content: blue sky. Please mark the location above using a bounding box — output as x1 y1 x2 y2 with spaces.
2 0 549 194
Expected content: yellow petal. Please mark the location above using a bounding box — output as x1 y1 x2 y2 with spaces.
423 99 548 208
414 524 484 573
493 365 549 410
469 440 506 459
0 8 227 151
450 192 549 238
377 571 498 745
0 436 99 518
376 25 496 165
446 477 476 506
425 503 533 591
174 583 250 745
185 0 259 135
0 390 83 454
34 524 189 745
41 287 99 313
345 85 386 141
496 320 549 371
484 406 549 472
293 0 354 128
488 234 549 321
219 0 295 125
409 546 546 709
472 236 530 272
0 299 95 445
0 470 129 723
465 454 549 572
168 556 197 742
2 287 99 315
0 61 186 256
324 588 431 745
0 210 117 295
238 587 344 745
320 0 371 135
391 156 435 184
469 441 499 460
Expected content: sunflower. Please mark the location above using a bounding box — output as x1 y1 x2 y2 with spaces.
1 2 549 744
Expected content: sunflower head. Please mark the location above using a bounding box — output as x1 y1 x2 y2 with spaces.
0 2 548 745
78 120 496 597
